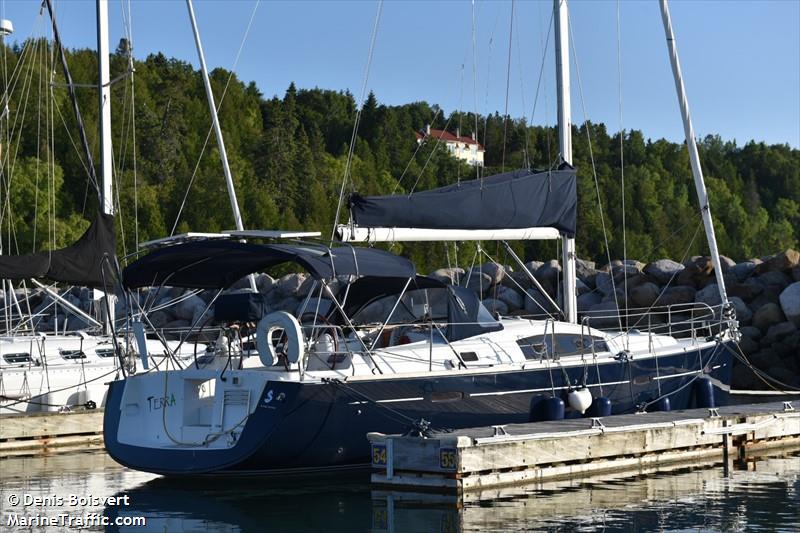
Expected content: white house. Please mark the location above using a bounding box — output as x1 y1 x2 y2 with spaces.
415 125 485 167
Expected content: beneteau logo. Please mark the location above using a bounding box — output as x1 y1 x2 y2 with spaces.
146 394 176 411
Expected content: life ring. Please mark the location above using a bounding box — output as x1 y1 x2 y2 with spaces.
256 311 305 367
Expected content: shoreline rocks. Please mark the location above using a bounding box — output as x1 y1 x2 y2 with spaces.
6 248 799 391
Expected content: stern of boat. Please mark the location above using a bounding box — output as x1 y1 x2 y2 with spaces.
103 370 302 474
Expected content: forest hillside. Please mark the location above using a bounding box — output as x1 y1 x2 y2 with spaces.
1 41 798 271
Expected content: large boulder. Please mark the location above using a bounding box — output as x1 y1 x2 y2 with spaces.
611 261 644 283
577 291 602 313
430 267 464 285
524 260 544 274
477 262 506 285
575 278 591 296
463 272 493 295
728 296 752 325
482 298 509 316
739 325 762 340
677 256 715 287
255 273 275 294
748 285 783 311
502 271 533 291
495 285 524 311
737 335 760 355
727 278 763 302
575 258 598 282
630 282 661 308
763 321 797 344
731 261 757 282
756 249 800 274
778 281 800 326
719 255 737 272
535 260 561 286
752 302 785 332
643 259 684 285
524 288 559 316
276 273 307 297
757 270 791 291
595 272 615 297
695 284 723 308
584 301 623 329
659 285 696 306
297 276 318 299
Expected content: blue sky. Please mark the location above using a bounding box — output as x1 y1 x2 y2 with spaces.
2 0 798 147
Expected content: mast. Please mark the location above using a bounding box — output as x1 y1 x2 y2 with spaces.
554 0 577 323
97 0 115 334
97 0 113 216
186 0 256 292
659 0 728 305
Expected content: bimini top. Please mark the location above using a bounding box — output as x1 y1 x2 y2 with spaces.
122 240 415 289
348 165 577 237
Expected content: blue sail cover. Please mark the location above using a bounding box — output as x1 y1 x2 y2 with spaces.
349 166 577 236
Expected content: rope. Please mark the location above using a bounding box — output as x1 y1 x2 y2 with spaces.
331 0 383 242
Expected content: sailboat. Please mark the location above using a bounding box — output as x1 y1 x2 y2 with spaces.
103 0 737 475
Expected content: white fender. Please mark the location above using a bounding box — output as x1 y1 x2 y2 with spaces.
567 387 593 414
256 311 305 367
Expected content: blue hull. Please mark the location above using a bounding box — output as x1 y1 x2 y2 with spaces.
104 342 732 475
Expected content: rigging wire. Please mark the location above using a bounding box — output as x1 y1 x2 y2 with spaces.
501 0 515 172
391 107 440 194
331 0 383 242
566 7 622 331
470 0 479 182
616 0 629 329
171 0 262 236
529 2 554 170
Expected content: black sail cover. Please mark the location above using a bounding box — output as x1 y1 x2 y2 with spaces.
0 212 116 288
349 165 577 236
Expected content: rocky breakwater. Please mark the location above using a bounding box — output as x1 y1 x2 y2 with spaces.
7 249 798 391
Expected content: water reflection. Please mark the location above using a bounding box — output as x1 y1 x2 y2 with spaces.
0 449 797 532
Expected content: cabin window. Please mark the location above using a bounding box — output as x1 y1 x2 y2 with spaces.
3 353 32 364
517 334 609 360
95 348 116 358
60 350 87 360
459 351 479 362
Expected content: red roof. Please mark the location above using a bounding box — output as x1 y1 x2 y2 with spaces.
415 128 484 150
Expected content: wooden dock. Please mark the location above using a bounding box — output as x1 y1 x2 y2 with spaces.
368 401 800 492
0 409 105 457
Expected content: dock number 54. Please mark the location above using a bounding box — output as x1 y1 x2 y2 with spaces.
371 444 387 467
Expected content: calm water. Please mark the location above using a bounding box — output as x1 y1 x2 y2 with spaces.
0 449 798 532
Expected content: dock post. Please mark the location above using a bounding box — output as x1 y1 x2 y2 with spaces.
386 438 394 480
722 419 731 477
